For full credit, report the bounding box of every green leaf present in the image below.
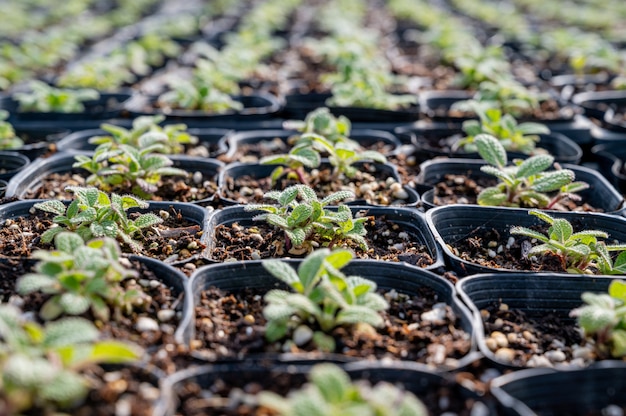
[611,329,626,357]
[610,280,626,303]
[289,204,314,227]
[16,273,55,294]
[34,200,67,215]
[133,213,163,229]
[480,165,513,184]
[532,170,576,193]
[263,260,301,289]
[336,305,384,327]
[475,134,507,167]
[510,226,549,242]
[324,249,354,271]
[298,249,330,292]
[477,187,508,206]
[516,154,553,178]
[264,319,288,342]
[58,293,91,315]
[550,218,573,242]
[285,228,306,247]
[54,232,85,254]
[309,363,350,403]
[44,317,99,347]
[40,370,87,405]
[89,340,141,363]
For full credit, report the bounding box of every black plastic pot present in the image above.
[203,204,445,272]
[154,360,489,416]
[416,158,625,214]
[13,126,69,161]
[5,150,224,205]
[222,128,402,162]
[457,273,614,370]
[1,92,131,122]
[186,258,475,367]
[490,362,626,416]
[0,151,30,182]
[397,124,583,165]
[122,92,282,124]
[217,160,419,207]
[591,140,626,194]
[56,127,231,157]
[282,92,421,123]
[426,205,626,276]
[0,197,210,266]
[418,92,593,151]
[572,90,626,127]
[549,73,614,101]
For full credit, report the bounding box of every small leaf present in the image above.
[309,363,351,403]
[477,187,509,206]
[475,134,507,167]
[532,170,576,193]
[516,154,553,178]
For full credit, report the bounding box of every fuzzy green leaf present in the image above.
[263,261,301,289]
[532,169,576,192]
[475,134,507,167]
[34,200,67,215]
[133,213,163,229]
[477,187,508,206]
[336,305,384,327]
[309,363,351,403]
[516,154,553,178]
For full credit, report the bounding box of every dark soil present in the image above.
[220,137,398,165]
[0,205,206,264]
[173,364,483,416]
[481,301,591,367]
[208,214,434,267]
[431,173,602,212]
[22,170,217,203]
[192,285,471,367]
[220,163,412,206]
[450,225,570,272]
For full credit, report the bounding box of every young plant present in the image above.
[570,280,626,359]
[12,80,100,113]
[33,186,163,252]
[283,107,352,144]
[475,134,588,209]
[0,109,23,150]
[245,185,368,253]
[262,248,388,352]
[157,77,244,114]
[73,138,188,198]
[0,304,141,414]
[258,363,427,416]
[456,104,550,154]
[511,210,626,274]
[16,232,149,322]
[90,115,198,155]
[452,79,546,118]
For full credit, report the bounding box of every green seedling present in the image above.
[0,304,141,414]
[571,280,626,358]
[511,210,626,274]
[258,363,427,416]
[475,134,588,208]
[16,232,149,322]
[245,184,367,253]
[12,80,100,113]
[262,248,388,352]
[33,186,163,252]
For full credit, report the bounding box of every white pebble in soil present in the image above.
[136,316,160,332]
[293,325,313,346]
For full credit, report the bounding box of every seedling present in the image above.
[12,80,100,113]
[262,248,388,352]
[258,363,427,415]
[73,138,188,198]
[16,232,149,322]
[90,115,198,155]
[157,77,244,113]
[457,104,550,154]
[33,186,163,252]
[475,134,588,209]
[511,210,626,274]
[245,185,367,253]
[261,132,387,183]
[453,79,546,118]
[283,107,352,144]
[571,280,626,358]
[0,109,23,150]
[0,304,141,414]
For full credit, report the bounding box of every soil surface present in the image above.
[0,205,206,266]
[208,214,434,267]
[22,170,217,203]
[430,173,602,212]
[481,302,596,368]
[219,163,413,206]
[192,285,471,367]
